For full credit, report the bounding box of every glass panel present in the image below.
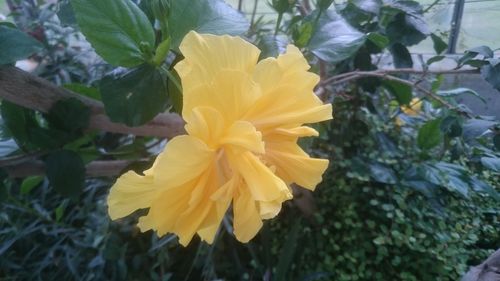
[457,0,500,52]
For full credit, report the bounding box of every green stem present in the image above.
[163,66,182,93]
[274,12,283,36]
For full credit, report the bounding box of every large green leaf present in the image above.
[390,43,413,68]
[380,0,429,46]
[168,0,249,48]
[71,0,155,67]
[307,10,366,63]
[417,118,442,150]
[463,119,497,141]
[100,65,168,126]
[0,101,38,149]
[0,26,42,65]
[45,150,85,197]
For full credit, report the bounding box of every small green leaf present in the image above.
[369,162,397,184]
[367,32,389,49]
[383,80,412,105]
[437,88,486,103]
[63,84,101,100]
[168,0,249,48]
[418,118,442,150]
[258,35,287,59]
[0,26,42,65]
[373,236,385,245]
[152,38,171,66]
[481,157,500,172]
[20,176,43,195]
[46,150,85,197]
[308,10,366,63]
[430,33,447,54]
[0,101,38,149]
[71,0,155,67]
[100,65,168,126]
[426,55,445,66]
[55,202,67,222]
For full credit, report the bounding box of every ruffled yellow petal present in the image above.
[233,186,263,243]
[220,121,264,154]
[152,135,215,187]
[184,106,226,148]
[182,70,261,122]
[227,150,291,202]
[175,31,260,93]
[264,141,329,190]
[107,172,159,220]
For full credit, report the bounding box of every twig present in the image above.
[322,70,474,118]
[320,68,479,86]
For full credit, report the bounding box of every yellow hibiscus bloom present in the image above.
[396,98,422,126]
[107,31,332,246]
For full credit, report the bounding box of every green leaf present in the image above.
[20,176,43,195]
[152,38,171,66]
[469,46,494,58]
[418,118,442,150]
[275,219,302,281]
[71,0,155,67]
[0,101,38,149]
[382,1,429,46]
[307,10,366,63]
[168,0,249,48]
[47,98,90,134]
[383,80,412,105]
[390,43,413,68]
[100,64,168,126]
[440,116,462,138]
[292,22,313,48]
[167,69,183,114]
[481,157,500,172]
[45,150,85,197]
[426,55,445,66]
[437,88,486,103]
[55,204,65,222]
[430,33,447,54]
[463,119,497,141]
[63,84,101,100]
[57,0,76,26]
[258,35,287,59]
[367,32,389,49]
[494,135,500,150]
[0,26,42,65]
[481,62,500,91]
[469,176,499,200]
[369,162,397,184]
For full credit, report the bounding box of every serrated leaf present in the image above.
[418,118,442,149]
[308,10,366,63]
[71,0,155,67]
[437,88,486,103]
[0,26,42,65]
[46,150,85,197]
[20,176,43,195]
[168,0,249,48]
[100,65,168,126]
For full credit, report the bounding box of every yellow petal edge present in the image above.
[107,31,333,246]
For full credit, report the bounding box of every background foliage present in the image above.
[1,0,499,280]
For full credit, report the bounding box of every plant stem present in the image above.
[274,12,283,36]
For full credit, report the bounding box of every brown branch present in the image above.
[4,159,138,178]
[0,66,186,139]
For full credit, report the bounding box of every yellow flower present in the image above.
[107,31,332,246]
[396,98,422,126]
